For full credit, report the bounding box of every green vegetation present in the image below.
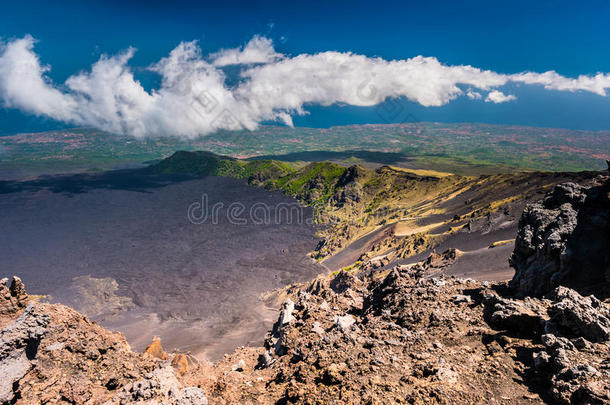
[1,123,609,179]
[154,151,346,207]
[273,162,346,205]
[154,150,294,181]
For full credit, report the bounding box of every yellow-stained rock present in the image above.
[171,354,188,376]
[144,336,167,360]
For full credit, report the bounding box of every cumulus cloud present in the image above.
[1,35,610,138]
[0,35,77,121]
[510,71,610,96]
[485,90,516,103]
[210,36,282,66]
[466,89,482,100]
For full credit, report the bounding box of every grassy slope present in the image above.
[153,151,600,263]
[154,150,294,180]
[154,151,347,207]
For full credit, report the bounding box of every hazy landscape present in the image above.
[1,2,610,404]
[2,123,609,180]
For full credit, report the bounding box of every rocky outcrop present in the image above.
[209,263,609,404]
[0,276,28,315]
[481,284,610,404]
[0,277,207,405]
[483,294,548,336]
[510,176,610,298]
[0,304,49,404]
[2,262,610,405]
[548,287,610,342]
[144,336,168,360]
[332,165,365,206]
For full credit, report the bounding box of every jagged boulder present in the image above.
[306,276,329,296]
[547,287,610,342]
[510,177,610,298]
[144,336,168,360]
[264,299,297,359]
[483,294,547,336]
[0,276,29,315]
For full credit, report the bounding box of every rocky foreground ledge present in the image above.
[1,267,609,404]
[1,176,609,404]
[0,276,208,405]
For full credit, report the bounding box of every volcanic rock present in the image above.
[0,276,28,315]
[547,286,610,342]
[483,294,547,336]
[510,176,610,298]
[0,304,49,403]
[144,336,168,360]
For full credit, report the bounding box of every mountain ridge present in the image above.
[152,151,602,269]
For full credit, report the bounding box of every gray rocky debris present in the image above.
[280,299,295,326]
[0,304,50,404]
[107,366,208,405]
[547,287,610,342]
[334,314,356,332]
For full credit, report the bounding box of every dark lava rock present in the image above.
[509,176,610,298]
[483,294,547,336]
[548,287,610,342]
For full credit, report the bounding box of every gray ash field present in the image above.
[0,168,325,360]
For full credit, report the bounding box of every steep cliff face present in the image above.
[510,173,610,298]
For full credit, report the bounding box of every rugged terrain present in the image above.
[1,172,609,404]
[154,151,601,271]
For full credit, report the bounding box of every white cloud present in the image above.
[1,35,610,138]
[485,90,516,103]
[510,71,610,96]
[210,36,282,67]
[0,36,77,121]
[466,89,482,99]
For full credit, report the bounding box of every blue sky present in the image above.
[1,0,610,134]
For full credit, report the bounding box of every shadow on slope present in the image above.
[248,150,411,165]
[0,167,198,195]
